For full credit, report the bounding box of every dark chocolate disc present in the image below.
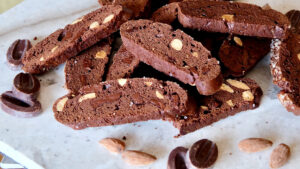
[6,39,32,69]
[167,147,188,169]
[13,73,40,94]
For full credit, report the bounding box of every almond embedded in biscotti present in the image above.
[242,91,254,101]
[156,91,164,99]
[121,150,157,166]
[170,39,183,51]
[227,79,250,90]
[233,36,243,47]
[56,97,68,112]
[238,138,273,153]
[201,105,209,110]
[99,138,126,154]
[71,17,83,25]
[270,143,290,169]
[103,14,115,24]
[220,83,234,93]
[144,81,153,86]
[78,93,96,102]
[95,50,107,59]
[297,53,300,61]
[40,57,45,61]
[226,100,234,107]
[192,52,199,57]
[51,46,58,53]
[90,21,100,29]
[118,79,127,86]
[221,14,234,22]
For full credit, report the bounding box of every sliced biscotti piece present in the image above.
[106,45,140,80]
[286,10,300,34]
[120,20,222,95]
[270,34,300,115]
[53,78,190,129]
[151,2,179,24]
[22,5,129,74]
[219,35,270,77]
[171,78,263,136]
[65,38,113,93]
[178,1,290,39]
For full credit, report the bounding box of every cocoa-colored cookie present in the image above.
[53,78,190,129]
[22,5,130,74]
[98,0,150,18]
[151,2,179,24]
[286,10,300,34]
[171,78,263,136]
[120,20,222,95]
[219,35,270,77]
[178,1,290,39]
[6,39,32,70]
[106,45,140,80]
[65,38,113,93]
[270,34,300,115]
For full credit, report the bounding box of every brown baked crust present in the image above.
[170,78,263,136]
[106,45,140,80]
[278,91,300,115]
[286,10,300,34]
[219,35,270,77]
[120,19,222,95]
[177,0,290,39]
[22,5,129,74]
[53,78,190,129]
[151,2,179,24]
[65,38,113,93]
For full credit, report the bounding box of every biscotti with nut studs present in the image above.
[120,19,222,95]
[53,78,191,129]
[65,38,113,93]
[171,78,263,136]
[22,5,130,74]
[178,0,290,39]
[106,45,140,80]
[270,34,300,115]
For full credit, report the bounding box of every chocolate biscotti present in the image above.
[219,35,270,77]
[171,78,263,136]
[106,45,140,80]
[53,78,190,129]
[120,19,222,95]
[270,34,300,115]
[177,1,290,39]
[22,5,129,74]
[151,2,179,24]
[65,38,113,93]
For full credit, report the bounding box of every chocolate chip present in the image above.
[0,91,42,118]
[168,147,188,169]
[6,39,32,69]
[186,139,218,168]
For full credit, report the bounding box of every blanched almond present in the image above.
[99,138,125,154]
[122,150,156,166]
[270,143,290,168]
[238,138,273,153]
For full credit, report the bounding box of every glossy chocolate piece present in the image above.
[6,39,32,69]
[167,147,188,169]
[13,73,40,100]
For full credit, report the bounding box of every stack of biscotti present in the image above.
[20,1,295,136]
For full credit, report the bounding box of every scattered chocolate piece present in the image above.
[0,91,42,118]
[286,10,300,34]
[186,139,218,169]
[6,39,32,69]
[33,37,38,40]
[13,73,40,101]
[167,147,188,169]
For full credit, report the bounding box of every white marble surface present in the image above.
[0,0,300,169]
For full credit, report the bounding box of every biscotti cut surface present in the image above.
[171,78,263,136]
[65,38,113,93]
[151,2,179,24]
[22,5,129,74]
[120,19,222,95]
[53,78,190,129]
[178,1,290,39]
[106,45,140,80]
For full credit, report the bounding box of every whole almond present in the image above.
[238,138,273,153]
[99,138,125,154]
[270,143,290,168]
[122,150,157,166]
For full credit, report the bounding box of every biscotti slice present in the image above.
[106,45,140,80]
[270,34,300,115]
[120,19,222,95]
[286,10,300,34]
[171,78,263,136]
[219,35,270,77]
[53,78,190,129]
[178,1,290,39]
[22,5,129,74]
[151,2,179,24]
[65,38,113,93]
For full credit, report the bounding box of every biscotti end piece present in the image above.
[178,1,290,39]
[53,78,190,129]
[106,45,140,80]
[151,2,179,24]
[120,19,222,95]
[65,38,113,93]
[171,78,263,136]
[22,5,128,74]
